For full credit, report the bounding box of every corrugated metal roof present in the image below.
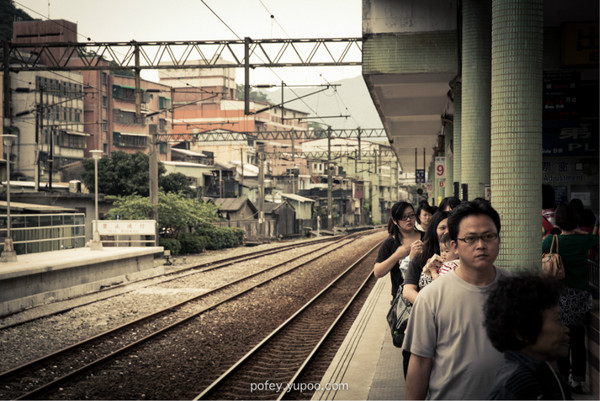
[0,201,78,212]
[281,193,315,203]
[117,132,149,137]
[172,148,206,157]
[214,197,256,213]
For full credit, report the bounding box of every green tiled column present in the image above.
[491,0,543,271]
[462,0,491,200]
[452,82,462,197]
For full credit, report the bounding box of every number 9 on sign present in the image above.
[435,157,446,179]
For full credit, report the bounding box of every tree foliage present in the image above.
[235,84,269,103]
[159,172,194,197]
[105,191,219,238]
[82,151,172,196]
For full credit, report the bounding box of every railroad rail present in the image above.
[0,233,353,330]
[0,231,377,400]
[195,242,380,400]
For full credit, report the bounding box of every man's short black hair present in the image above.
[484,275,562,352]
[447,198,501,241]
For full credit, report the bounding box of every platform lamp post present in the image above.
[90,150,103,251]
[1,134,17,262]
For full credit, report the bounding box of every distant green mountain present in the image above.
[0,0,33,42]
[265,75,384,131]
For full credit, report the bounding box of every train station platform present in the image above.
[313,275,599,401]
[313,276,404,400]
[0,246,164,317]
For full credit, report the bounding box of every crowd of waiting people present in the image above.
[373,193,599,400]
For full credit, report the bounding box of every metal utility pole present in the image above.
[36,87,43,191]
[149,124,159,245]
[258,147,265,238]
[281,81,285,123]
[48,126,53,191]
[327,126,333,229]
[239,147,244,197]
[244,37,250,115]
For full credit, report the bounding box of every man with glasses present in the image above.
[403,199,508,400]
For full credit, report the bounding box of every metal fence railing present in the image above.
[0,213,86,255]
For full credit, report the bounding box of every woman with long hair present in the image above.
[415,201,435,233]
[403,210,450,304]
[373,201,423,299]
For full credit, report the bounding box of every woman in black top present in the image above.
[403,210,450,304]
[373,201,423,299]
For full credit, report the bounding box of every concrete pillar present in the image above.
[491,0,543,271]
[461,0,492,200]
[452,82,462,198]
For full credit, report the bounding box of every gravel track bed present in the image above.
[0,231,386,400]
[0,236,364,373]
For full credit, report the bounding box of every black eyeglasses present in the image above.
[457,233,498,245]
[399,213,416,222]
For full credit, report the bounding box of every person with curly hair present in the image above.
[484,275,570,400]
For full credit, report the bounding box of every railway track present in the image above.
[0,233,354,331]
[195,242,380,400]
[0,231,378,400]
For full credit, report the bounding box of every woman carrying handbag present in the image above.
[542,203,599,394]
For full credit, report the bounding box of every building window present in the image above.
[113,109,139,124]
[159,96,171,109]
[57,131,86,149]
[113,132,148,148]
[112,85,136,102]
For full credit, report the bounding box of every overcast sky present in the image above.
[15,0,363,86]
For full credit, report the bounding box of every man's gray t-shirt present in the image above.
[402,268,507,400]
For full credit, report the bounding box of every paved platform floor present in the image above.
[313,277,404,400]
[0,246,163,317]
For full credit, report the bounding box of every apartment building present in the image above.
[11,19,173,165]
[9,70,86,183]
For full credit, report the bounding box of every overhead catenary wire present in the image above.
[253,0,361,128]
[199,0,327,126]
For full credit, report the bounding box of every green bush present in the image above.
[179,233,209,254]
[195,226,241,250]
[159,238,181,256]
[232,227,245,244]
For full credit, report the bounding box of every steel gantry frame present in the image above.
[1,37,393,234]
[1,38,362,71]
[160,127,387,143]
